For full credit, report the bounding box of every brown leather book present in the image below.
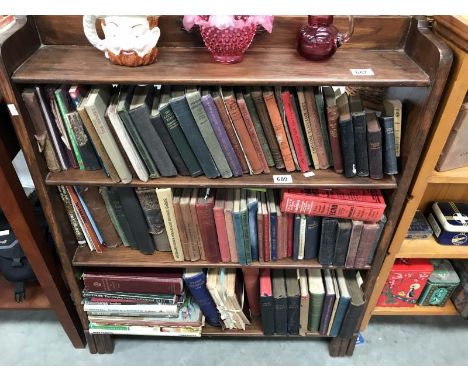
[78,186,121,248]
[212,88,250,174]
[242,268,261,316]
[345,220,364,268]
[323,86,343,173]
[263,88,295,172]
[366,112,383,180]
[180,189,201,261]
[436,96,468,171]
[196,189,221,263]
[223,88,264,174]
[190,188,206,260]
[172,190,191,261]
[224,189,239,263]
[353,222,379,268]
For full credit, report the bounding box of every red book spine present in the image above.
[286,212,294,258]
[83,275,183,294]
[263,208,271,262]
[196,195,222,263]
[242,268,261,316]
[281,92,309,172]
[280,192,385,222]
[315,189,385,204]
[213,204,231,263]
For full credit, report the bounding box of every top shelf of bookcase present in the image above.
[12,45,430,87]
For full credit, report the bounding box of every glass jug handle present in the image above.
[337,16,354,47]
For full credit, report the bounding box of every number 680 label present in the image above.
[273,174,293,184]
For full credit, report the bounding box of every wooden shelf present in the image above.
[373,300,459,316]
[46,168,397,190]
[0,275,50,310]
[12,45,430,86]
[397,237,468,259]
[428,167,468,184]
[73,245,371,269]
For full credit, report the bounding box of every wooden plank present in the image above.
[0,275,50,309]
[73,245,371,269]
[397,237,468,259]
[373,300,459,316]
[46,168,397,190]
[13,45,430,86]
[428,167,468,184]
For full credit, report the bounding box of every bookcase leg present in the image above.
[84,330,98,354]
[329,337,349,357]
[346,335,358,356]
[92,334,114,354]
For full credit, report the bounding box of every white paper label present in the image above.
[273,174,293,184]
[350,68,375,76]
[303,171,315,178]
[0,230,10,236]
[7,104,19,116]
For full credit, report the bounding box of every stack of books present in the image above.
[83,270,203,336]
[23,84,401,181]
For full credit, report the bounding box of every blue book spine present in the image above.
[329,297,351,337]
[233,210,247,265]
[248,200,259,262]
[183,271,221,327]
[293,214,301,261]
[270,212,278,261]
[304,216,321,260]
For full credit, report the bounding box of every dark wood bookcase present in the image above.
[0,15,452,356]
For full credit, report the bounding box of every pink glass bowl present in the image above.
[199,24,257,64]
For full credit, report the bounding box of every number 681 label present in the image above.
[273,174,293,184]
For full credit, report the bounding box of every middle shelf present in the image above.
[397,237,468,259]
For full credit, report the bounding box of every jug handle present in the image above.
[83,16,106,52]
[337,16,354,47]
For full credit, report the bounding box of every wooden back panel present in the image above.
[34,15,410,50]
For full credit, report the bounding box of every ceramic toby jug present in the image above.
[83,15,160,66]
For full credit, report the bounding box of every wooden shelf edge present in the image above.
[397,237,468,259]
[373,300,459,316]
[428,167,468,184]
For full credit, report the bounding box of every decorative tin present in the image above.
[427,202,468,245]
[406,210,433,239]
[418,260,460,306]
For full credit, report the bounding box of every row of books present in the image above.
[60,184,386,267]
[24,84,401,182]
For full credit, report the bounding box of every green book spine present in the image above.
[240,202,252,265]
[308,292,324,332]
[315,88,333,167]
[54,89,84,170]
[99,186,130,247]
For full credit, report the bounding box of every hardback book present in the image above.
[227,269,251,328]
[170,87,220,178]
[267,189,278,262]
[22,88,61,172]
[243,90,275,167]
[338,270,365,338]
[236,90,270,173]
[116,86,160,178]
[334,219,352,267]
[257,193,265,263]
[298,269,310,336]
[222,88,263,174]
[250,87,285,169]
[224,189,239,263]
[298,214,307,260]
[337,92,356,178]
[318,270,336,335]
[247,190,259,261]
[206,269,231,328]
[242,268,261,316]
[260,269,275,334]
[183,269,221,326]
[171,190,191,261]
[326,272,341,336]
[437,96,468,171]
[159,85,203,177]
[366,214,386,266]
[155,188,184,261]
[304,215,321,260]
[83,269,183,294]
[190,189,206,260]
[323,86,343,173]
[260,191,271,262]
[115,187,155,255]
[281,88,310,172]
[85,86,132,183]
[151,88,190,176]
[240,189,252,265]
[292,91,313,167]
[383,99,402,157]
[108,88,150,182]
[451,260,468,318]
[232,189,247,265]
[345,220,364,268]
[354,221,380,268]
[57,185,86,245]
[278,203,289,260]
[315,87,334,167]
[307,268,325,332]
[329,269,351,337]
[406,210,433,239]
[186,87,232,178]
[293,214,301,261]
[285,269,301,335]
[378,111,398,175]
[201,89,243,177]
[296,86,319,169]
[83,301,179,316]
[135,188,171,252]
[271,269,288,335]
[179,189,201,261]
[195,189,222,263]
[349,95,369,177]
[212,87,250,173]
[318,218,339,265]
[263,87,295,172]
[129,85,177,177]
[366,112,383,180]
[213,189,231,263]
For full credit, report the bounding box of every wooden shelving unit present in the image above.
[362,16,468,329]
[373,300,458,316]
[0,15,451,356]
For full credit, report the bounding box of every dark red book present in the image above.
[82,270,184,294]
[195,189,222,263]
[286,212,295,258]
[242,268,261,316]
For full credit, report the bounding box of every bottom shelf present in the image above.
[372,300,459,316]
[0,275,50,309]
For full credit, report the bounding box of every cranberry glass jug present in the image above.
[297,16,354,61]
